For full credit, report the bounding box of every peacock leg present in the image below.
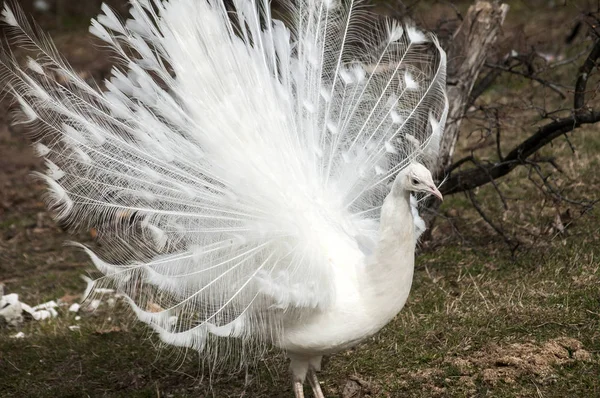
[293,380,305,398]
[307,369,325,398]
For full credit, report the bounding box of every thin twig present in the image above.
[485,62,567,99]
[4,358,21,372]
[574,39,600,111]
[466,190,517,252]
[445,155,474,174]
[494,108,503,161]
[527,160,595,207]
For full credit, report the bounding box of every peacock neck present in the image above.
[365,181,415,297]
[377,186,414,262]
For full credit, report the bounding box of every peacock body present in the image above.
[1,0,447,395]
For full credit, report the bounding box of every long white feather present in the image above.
[0,0,447,367]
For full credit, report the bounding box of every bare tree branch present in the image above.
[469,67,502,105]
[441,110,600,195]
[441,38,600,195]
[574,38,600,111]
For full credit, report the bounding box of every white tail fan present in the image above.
[0,0,447,367]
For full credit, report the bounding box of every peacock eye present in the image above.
[412,178,419,185]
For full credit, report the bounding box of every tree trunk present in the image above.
[423,1,509,231]
[437,1,509,176]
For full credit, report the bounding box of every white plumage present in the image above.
[0,0,447,396]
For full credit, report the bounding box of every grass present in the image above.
[1,0,599,397]
[3,216,598,397]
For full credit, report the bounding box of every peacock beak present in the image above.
[429,186,443,201]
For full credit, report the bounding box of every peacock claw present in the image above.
[307,369,326,398]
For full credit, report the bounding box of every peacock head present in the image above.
[398,162,443,201]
